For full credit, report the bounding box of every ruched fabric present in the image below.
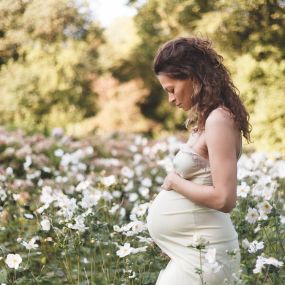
[146,138,242,285]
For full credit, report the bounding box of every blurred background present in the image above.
[0,0,284,154]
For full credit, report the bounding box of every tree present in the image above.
[0,0,104,133]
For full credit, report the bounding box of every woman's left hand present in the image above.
[161,170,182,191]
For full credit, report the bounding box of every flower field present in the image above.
[0,127,284,285]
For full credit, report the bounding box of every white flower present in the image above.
[245,207,259,224]
[5,253,22,269]
[254,225,261,233]
[138,186,149,198]
[269,160,285,179]
[67,215,88,232]
[56,197,78,220]
[280,216,285,224]
[79,189,101,209]
[109,204,120,215]
[102,175,116,187]
[237,182,250,198]
[120,207,126,218]
[121,221,146,236]
[116,243,134,258]
[130,145,138,152]
[142,177,152,188]
[242,238,250,249]
[40,218,51,231]
[0,189,7,201]
[132,246,147,254]
[202,248,223,274]
[257,201,272,215]
[264,257,284,267]
[76,181,91,192]
[24,213,34,219]
[23,155,32,170]
[155,176,164,184]
[112,190,122,198]
[129,193,139,202]
[248,241,264,253]
[258,212,269,221]
[136,236,153,244]
[190,234,209,247]
[21,236,40,250]
[133,153,142,164]
[253,255,284,274]
[39,186,55,206]
[6,167,13,176]
[128,270,136,279]
[113,225,122,232]
[54,149,64,157]
[124,180,134,192]
[51,127,64,138]
[121,166,134,178]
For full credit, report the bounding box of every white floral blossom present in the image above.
[132,246,147,254]
[129,193,139,202]
[141,177,152,188]
[130,203,150,220]
[253,255,284,274]
[118,220,146,236]
[21,237,39,250]
[202,248,223,274]
[67,215,88,232]
[242,238,250,249]
[245,207,259,224]
[5,253,22,269]
[112,190,122,198]
[113,225,122,232]
[237,182,250,198]
[121,166,134,178]
[24,213,34,219]
[280,216,285,224]
[40,218,51,231]
[6,167,13,175]
[0,188,7,201]
[257,201,272,215]
[248,240,264,254]
[109,204,120,215]
[79,188,101,209]
[116,243,134,258]
[190,234,209,247]
[102,175,116,187]
[138,186,149,198]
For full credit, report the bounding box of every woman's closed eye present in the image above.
[165,88,174,93]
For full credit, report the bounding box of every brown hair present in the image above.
[153,36,251,142]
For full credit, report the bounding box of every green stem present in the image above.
[199,249,205,285]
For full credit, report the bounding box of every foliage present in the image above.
[0,0,104,133]
[122,0,285,153]
[0,128,284,284]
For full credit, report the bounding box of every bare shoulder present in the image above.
[205,107,235,130]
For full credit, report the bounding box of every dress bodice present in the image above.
[172,133,242,186]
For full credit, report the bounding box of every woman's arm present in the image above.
[162,109,239,213]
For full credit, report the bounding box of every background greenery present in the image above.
[0,0,284,153]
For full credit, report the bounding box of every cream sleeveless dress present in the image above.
[146,133,241,285]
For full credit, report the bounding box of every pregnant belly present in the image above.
[146,190,198,244]
[146,189,238,245]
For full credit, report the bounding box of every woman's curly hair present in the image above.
[153,36,251,142]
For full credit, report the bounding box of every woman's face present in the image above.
[157,74,194,111]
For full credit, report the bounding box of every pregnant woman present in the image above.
[146,37,251,285]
